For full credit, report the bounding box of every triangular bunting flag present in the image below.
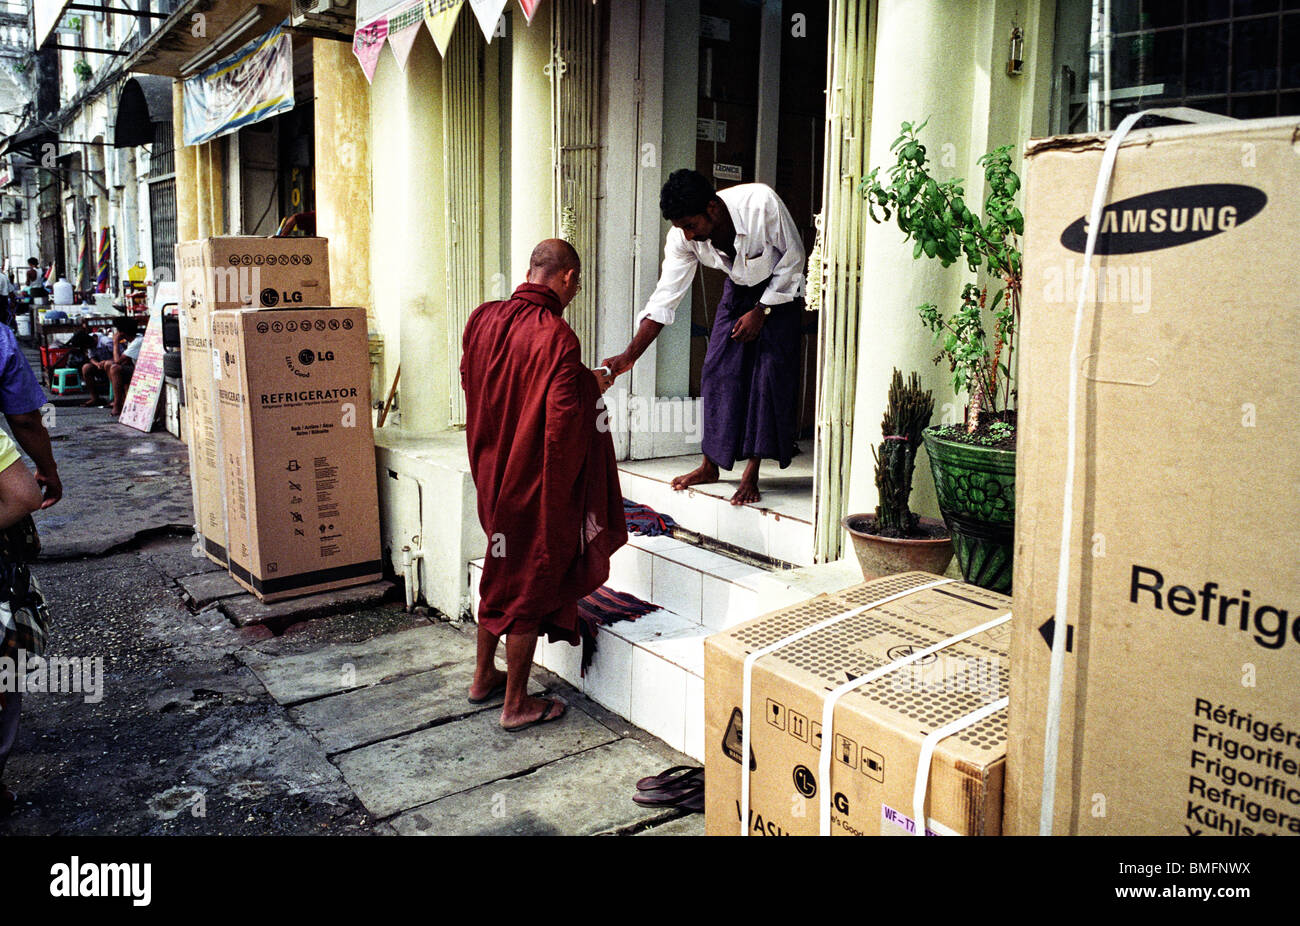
[468,0,508,42]
[352,17,390,83]
[423,0,465,57]
[388,19,422,69]
[517,0,540,25]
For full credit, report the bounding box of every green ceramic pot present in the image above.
[921,427,1016,593]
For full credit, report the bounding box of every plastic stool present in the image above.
[51,368,83,395]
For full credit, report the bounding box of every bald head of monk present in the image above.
[526,238,582,309]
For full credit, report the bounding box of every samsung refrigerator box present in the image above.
[704,573,1012,836]
[175,236,330,566]
[210,305,381,603]
[1006,117,1300,836]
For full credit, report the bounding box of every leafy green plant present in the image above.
[862,119,1023,434]
[872,369,934,537]
[73,59,92,81]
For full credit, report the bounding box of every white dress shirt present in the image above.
[636,182,807,327]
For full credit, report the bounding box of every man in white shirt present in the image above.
[600,170,806,505]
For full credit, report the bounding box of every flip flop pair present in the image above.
[632,765,705,811]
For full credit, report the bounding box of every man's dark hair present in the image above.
[660,169,718,221]
[113,317,139,339]
[27,257,38,267]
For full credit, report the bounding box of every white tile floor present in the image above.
[619,454,816,566]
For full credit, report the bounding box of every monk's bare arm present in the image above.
[600,318,663,381]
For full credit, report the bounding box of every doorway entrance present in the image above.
[607,0,828,564]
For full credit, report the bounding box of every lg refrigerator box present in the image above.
[1006,117,1300,836]
[211,305,381,603]
[704,573,1012,836]
[175,237,330,565]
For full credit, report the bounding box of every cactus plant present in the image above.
[871,369,934,537]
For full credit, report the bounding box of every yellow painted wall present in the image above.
[173,82,198,243]
[508,15,554,285]
[369,30,449,435]
[314,38,373,322]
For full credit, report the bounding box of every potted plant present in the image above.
[842,368,954,580]
[862,120,1022,592]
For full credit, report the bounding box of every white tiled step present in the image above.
[467,541,864,761]
[619,466,815,567]
[468,556,709,759]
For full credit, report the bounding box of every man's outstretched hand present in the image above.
[596,353,633,393]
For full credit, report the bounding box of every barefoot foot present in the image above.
[730,478,761,506]
[671,458,719,491]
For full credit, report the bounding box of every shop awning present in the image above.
[352,0,550,82]
[123,0,293,79]
[113,75,175,148]
[0,125,57,161]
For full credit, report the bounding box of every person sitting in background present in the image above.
[80,318,140,415]
[22,259,38,287]
[64,322,97,370]
[0,425,46,818]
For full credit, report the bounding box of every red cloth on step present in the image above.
[461,282,627,645]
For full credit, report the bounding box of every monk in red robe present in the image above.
[461,239,626,732]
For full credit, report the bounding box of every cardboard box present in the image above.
[211,305,381,602]
[1006,118,1300,836]
[175,237,330,565]
[705,572,1012,836]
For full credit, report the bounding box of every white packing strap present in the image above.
[912,696,1009,836]
[739,577,956,836]
[817,611,1012,836]
[1039,106,1235,835]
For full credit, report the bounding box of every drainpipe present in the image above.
[401,543,425,611]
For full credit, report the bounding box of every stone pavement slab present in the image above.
[389,738,686,836]
[290,663,543,755]
[335,702,620,819]
[32,412,194,558]
[178,570,247,608]
[635,813,705,835]
[239,623,470,705]
[221,580,394,628]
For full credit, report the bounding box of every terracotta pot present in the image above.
[842,513,954,581]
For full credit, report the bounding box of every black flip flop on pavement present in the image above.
[632,776,705,808]
[636,765,703,792]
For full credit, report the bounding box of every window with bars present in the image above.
[148,119,176,277]
[1052,0,1300,133]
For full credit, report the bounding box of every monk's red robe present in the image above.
[461,282,626,644]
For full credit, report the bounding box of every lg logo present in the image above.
[259,288,305,307]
